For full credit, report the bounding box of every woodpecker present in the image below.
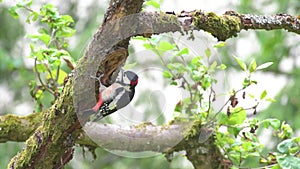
[90,70,138,121]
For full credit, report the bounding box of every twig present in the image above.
[34,58,55,95]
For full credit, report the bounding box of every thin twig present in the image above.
[34,58,55,95]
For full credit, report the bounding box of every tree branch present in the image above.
[133,11,300,41]
[1,112,224,168]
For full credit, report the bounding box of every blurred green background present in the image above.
[1,0,300,168]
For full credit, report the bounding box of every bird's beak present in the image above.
[120,68,124,82]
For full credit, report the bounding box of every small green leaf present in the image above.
[260,90,267,100]
[35,64,47,73]
[233,55,247,71]
[170,81,177,85]
[56,27,76,37]
[205,48,211,57]
[144,0,160,9]
[143,43,154,50]
[241,153,260,168]
[60,15,74,24]
[124,62,137,69]
[293,137,300,144]
[261,118,281,130]
[47,69,68,85]
[26,11,39,23]
[218,64,227,70]
[228,126,242,138]
[265,98,276,102]
[270,164,281,169]
[249,59,257,73]
[132,36,148,41]
[210,61,217,70]
[248,93,255,98]
[35,89,44,99]
[26,33,51,45]
[277,139,293,153]
[16,0,33,7]
[8,6,19,18]
[214,42,226,48]
[158,41,175,51]
[39,34,51,45]
[257,62,273,70]
[220,107,246,125]
[162,70,172,78]
[175,48,189,56]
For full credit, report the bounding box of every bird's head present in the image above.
[123,71,138,87]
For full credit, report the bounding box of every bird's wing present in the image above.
[107,86,131,110]
[101,83,123,101]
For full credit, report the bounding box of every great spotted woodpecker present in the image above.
[91,70,138,121]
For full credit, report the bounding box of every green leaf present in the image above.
[47,69,68,85]
[124,62,137,69]
[26,33,51,45]
[228,126,242,138]
[8,6,19,18]
[201,74,212,90]
[143,43,154,50]
[220,107,246,125]
[248,93,255,98]
[249,59,257,73]
[167,62,186,72]
[158,41,175,51]
[60,15,74,24]
[205,48,211,57]
[56,27,76,37]
[144,0,160,9]
[132,36,148,41]
[189,56,203,69]
[170,81,177,85]
[277,155,300,169]
[233,55,247,71]
[26,11,39,23]
[265,98,276,102]
[16,0,33,7]
[162,70,172,78]
[218,64,227,70]
[175,48,189,56]
[260,90,267,100]
[35,64,47,73]
[293,137,300,144]
[210,61,217,70]
[214,42,226,48]
[270,164,281,169]
[241,153,260,168]
[261,118,281,130]
[277,139,294,153]
[35,89,44,99]
[256,62,273,70]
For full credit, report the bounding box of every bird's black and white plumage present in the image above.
[91,70,138,121]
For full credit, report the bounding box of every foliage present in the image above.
[134,34,300,168]
[9,0,76,112]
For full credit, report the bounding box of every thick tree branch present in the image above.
[133,11,300,41]
[0,113,41,143]
[1,113,224,168]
